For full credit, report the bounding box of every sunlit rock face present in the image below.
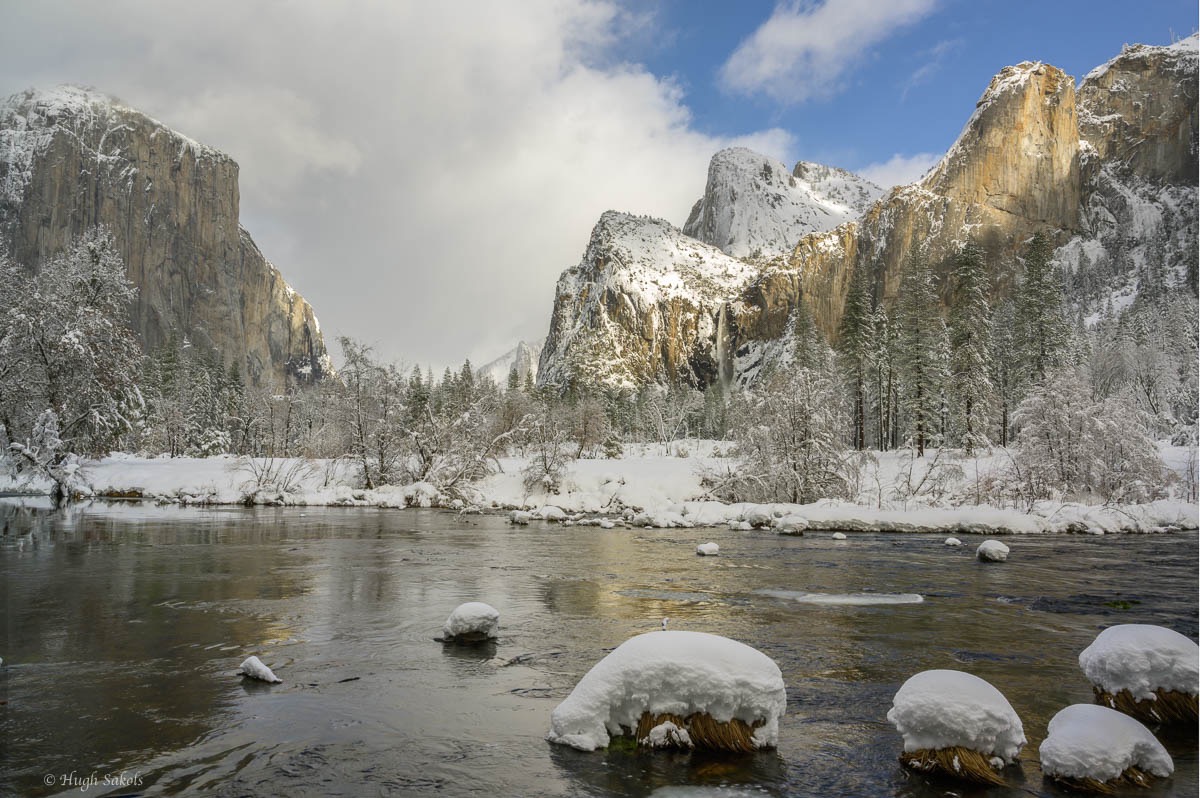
[0,85,330,387]
[537,38,1197,392]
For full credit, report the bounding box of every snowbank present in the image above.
[3,444,1196,536]
[1039,704,1173,784]
[1079,624,1199,700]
[441,602,500,642]
[887,670,1025,763]
[546,630,786,752]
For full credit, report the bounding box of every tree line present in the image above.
[1,226,1194,506]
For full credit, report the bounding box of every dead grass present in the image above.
[1093,685,1198,726]
[899,746,1007,786]
[1045,764,1159,793]
[633,711,763,753]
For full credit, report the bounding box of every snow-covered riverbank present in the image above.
[2,443,1196,535]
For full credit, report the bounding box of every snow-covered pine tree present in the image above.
[895,246,949,457]
[838,264,874,450]
[948,241,995,454]
[1014,232,1070,387]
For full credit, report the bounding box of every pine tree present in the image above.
[1014,232,1070,386]
[895,247,949,456]
[948,242,994,453]
[838,264,874,450]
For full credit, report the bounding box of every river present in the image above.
[1,501,1196,797]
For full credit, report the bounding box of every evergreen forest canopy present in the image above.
[0,225,1195,507]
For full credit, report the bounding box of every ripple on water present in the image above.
[754,589,925,606]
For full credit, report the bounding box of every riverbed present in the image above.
[2,502,1196,797]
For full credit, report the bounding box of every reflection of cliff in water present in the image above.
[0,501,306,796]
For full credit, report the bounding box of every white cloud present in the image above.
[0,0,794,369]
[720,0,939,104]
[857,152,940,188]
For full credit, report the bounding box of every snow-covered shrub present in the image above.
[440,602,500,643]
[521,405,573,495]
[887,669,1025,785]
[720,367,851,504]
[236,457,317,504]
[1039,704,1172,791]
[547,631,786,753]
[1078,624,1199,725]
[1010,368,1166,504]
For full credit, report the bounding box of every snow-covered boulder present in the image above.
[1039,704,1173,791]
[509,510,532,525]
[534,505,567,522]
[774,514,807,535]
[831,532,847,541]
[743,508,774,529]
[239,655,282,684]
[440,602,500,643]
[547,630,786,753]
[887,669,1025,785]
[1079,624,1199,725]
[696,542,720,556]
[944,537,962,546]
[976,540,1010,562]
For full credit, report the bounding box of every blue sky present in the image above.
[0,1,1195,368]
[635,0,1196,181]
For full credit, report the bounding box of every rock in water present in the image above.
[441,602,500,643]
[976,540,1010,562]
[239,655,282,683]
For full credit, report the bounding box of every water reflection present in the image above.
[0,502,1196,797]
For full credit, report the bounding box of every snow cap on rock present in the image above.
[239,655,282,683]
[976,540,1009,562]
[441,602,500,641]
[1079,624,1199,700]
[1039,704,1173,783]
[887,669,1025,763]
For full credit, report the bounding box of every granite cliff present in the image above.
[537,37,1198,391]
[0,86,330,387]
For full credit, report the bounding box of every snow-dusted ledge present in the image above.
[1,448,1196,535]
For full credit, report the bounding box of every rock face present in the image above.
[537,38,1198,391]
[538,211,756,389]
[0,86,330,387]
[477,339,543,386]
[683,147,883,259]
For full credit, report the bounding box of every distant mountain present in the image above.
[537,37,1198,392]
[682,147,883,259]
[477,339,543,386]
[0,85,330,387]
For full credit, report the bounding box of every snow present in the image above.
[695,542,720,556]
[976,540,1010,562]
[757,589,924,606]
[1039,704,1173,783]
[2,445,1195,536]
[546,630,786,752]
[239,655,282,684]
[887,670,1026,763]
[1078,624,1200,700]
[641,720,693,749]
[682,147,883,258]
[441,602,500,641]
[831,532,847,540]
[944,537,962,546]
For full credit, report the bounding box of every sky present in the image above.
[0,0,1195,373]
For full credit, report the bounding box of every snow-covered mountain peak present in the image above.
[683,147,882,259]
[477,339,543,386]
